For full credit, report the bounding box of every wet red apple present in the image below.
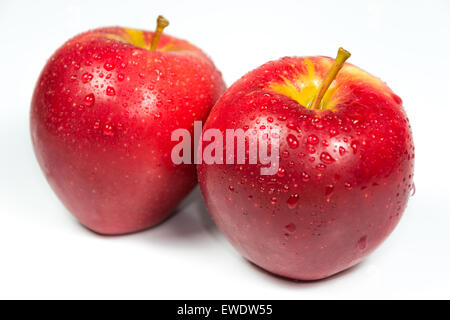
[198,48,414,280]
[31,16,225,234]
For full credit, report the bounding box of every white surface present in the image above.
[0,0,449,299]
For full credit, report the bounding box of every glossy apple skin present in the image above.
[31,27,225,234]
[198,56,414,280]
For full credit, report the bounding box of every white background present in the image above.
[0,0,449,299]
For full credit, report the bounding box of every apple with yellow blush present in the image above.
[198,48,415,280]
[31,16,225,234]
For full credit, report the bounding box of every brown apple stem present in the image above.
[311,47,351,110]
[150,15,169,51]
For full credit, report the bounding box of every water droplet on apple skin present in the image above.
[103,62,115,71]
[307,134,319,145]
[302,172,310,182]
[284,223,296,233]
[81,73,93,83]
[351,141,359,153]
[272,168,283,180]
[410,182,416,197]
[357,236,368,250]
[286,134,299,149]
[320,152,335,164]
[106,86,116,96]
[325,185,334,196]
[83,93,95,107]
[103,123,115,136]
[153,112,162,120]
[287,194,299,209]
[281,150,290,158]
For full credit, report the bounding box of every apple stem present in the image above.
[150,15,169,51]
[311,47,351,110]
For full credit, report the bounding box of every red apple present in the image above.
[31,16,225,234]
[198,48,414,280]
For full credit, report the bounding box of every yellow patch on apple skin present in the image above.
[269,58,340,110]
[339,64,387,91]
[269,57,395,110]
[159,43,182,52]
[123,28,148,48]
[100,28,178,52]
[102,33,128,43]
